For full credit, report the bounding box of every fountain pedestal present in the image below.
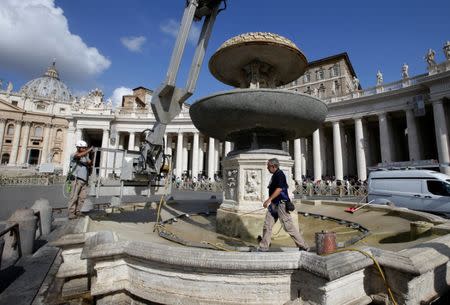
[217,152,299,241]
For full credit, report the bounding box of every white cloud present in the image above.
[0,0,111,85]
[110,86,133,107]
[120,36,146,52]
[160,19,200,45]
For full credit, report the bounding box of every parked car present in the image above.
[368,169,450,217]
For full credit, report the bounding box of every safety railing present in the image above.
[0,175,66,186]
[293,183,368,197]
[173,180,224,192]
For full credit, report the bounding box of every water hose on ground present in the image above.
[330,248,398,305]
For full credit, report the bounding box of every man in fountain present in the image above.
[258,158,309,252]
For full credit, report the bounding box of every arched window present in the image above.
[56,129,63,140]
[6,124,14,136]
[34,126,43,137]
[1,153,10,164]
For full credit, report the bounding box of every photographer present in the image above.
[67,140,93,219]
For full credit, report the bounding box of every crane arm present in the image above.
[136,0,226,179]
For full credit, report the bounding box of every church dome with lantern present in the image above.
[19,61,73,103]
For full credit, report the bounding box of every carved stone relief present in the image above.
[224,169,238,200]
[243,169,261,201]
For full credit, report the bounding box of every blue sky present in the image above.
[1,0,449,106]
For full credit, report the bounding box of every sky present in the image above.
[0,0,449,107]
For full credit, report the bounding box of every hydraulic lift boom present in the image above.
[133,0,226,180]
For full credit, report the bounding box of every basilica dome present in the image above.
[19,62,73,103]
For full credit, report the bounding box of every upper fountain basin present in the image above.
[189,89,328,141]
[209,32,307,88]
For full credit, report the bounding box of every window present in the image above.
[11,101,18,106]
[34,126,43,137]
[316,68,324,80]
[1,153,9,164]
[427,180,450,197]
[6,124,14,136]
[331,64,340,77]
[303,73,310,83]
[36,104,46,111]
[59,107,66,113]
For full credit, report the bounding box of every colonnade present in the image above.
[67,97,449,180]
[293,98,450,181]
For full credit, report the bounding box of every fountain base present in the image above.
[217,152,298,240]
[216,206,299,241]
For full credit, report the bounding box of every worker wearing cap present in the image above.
[67,140,93,219]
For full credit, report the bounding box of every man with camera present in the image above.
[67,140,93,219]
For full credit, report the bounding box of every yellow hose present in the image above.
[330,248,398,305]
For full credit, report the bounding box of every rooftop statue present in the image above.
[443,41,450,61]
[352,76,360,91]
[376,70,383,86]
[425,48,437,67]
[402,63,409,79]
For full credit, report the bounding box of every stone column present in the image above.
[355,118,367,181]
[300,138,307,177]
[0,118,6,154]
[18,121,31,165]
[128,132,135,151]
[63,122,76,175]
[224,141,231,157]
[405,108,421,161]
[100,128,109,177]
[378,113,392,163]
[40,124,51,164]
[432,100,450,175]
[175,132,183,178]
[182,135,188,174]
[163,134,168,153]
[293,138,302,182]
[332,121,344,181]
[8,120,22,166]
[208,137,215,179]
[198,136,204,176]
[214,140,220,175]
[313,129,322,181]
[192,132,199,180]
[75,127,82,143]
[166,134,173,156]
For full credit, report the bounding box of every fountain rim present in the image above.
[191,88,328,108]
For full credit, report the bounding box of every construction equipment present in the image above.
[129,0,227,181]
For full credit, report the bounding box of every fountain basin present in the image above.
[189,89,328,142]
[50,200,450,305]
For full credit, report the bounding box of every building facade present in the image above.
[1,43,450,181]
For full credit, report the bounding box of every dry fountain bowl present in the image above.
[189,88,328,144]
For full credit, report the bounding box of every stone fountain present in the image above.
[42,32,450,305]
[190,32,327,240]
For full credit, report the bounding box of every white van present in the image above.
[368,169,450,217]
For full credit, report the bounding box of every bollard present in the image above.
[31,198,53,236]
[315,231,337,255]
[7,208,37,255]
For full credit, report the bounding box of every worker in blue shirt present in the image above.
[258,158,309,251]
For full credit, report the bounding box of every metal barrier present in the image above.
[173,181,224,192]
[0,175,66,186]
[293,183,367,197]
